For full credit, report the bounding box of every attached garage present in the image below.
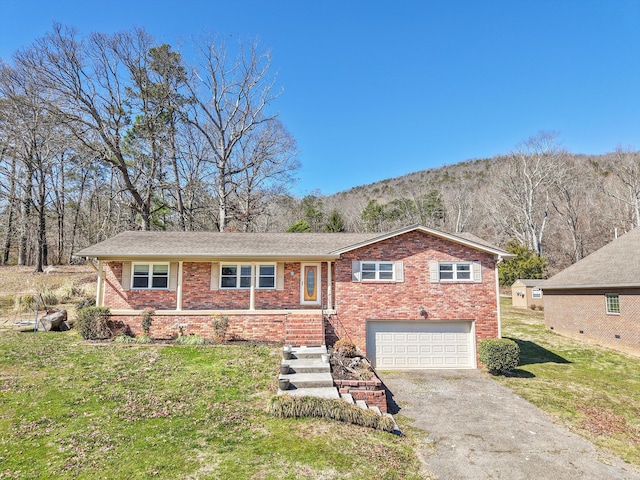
[366,320,475,369]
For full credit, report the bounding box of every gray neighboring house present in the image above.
[541,227,640,356]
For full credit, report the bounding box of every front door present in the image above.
[301,263,320,305]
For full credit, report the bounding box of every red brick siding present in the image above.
[328,231,499,357]
[544,288,640,356]
[104,261,322,311]
[101,231,500,358]
[113,313,286,342]
[103,262,177,310]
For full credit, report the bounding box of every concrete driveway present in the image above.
[381,370,640,480]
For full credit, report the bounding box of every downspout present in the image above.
[495,255,503,338]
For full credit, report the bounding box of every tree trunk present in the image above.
[2,158,17,265]
[18,162,34,266]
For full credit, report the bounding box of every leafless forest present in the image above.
[1,26,638,274]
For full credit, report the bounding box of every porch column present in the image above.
[326,261,333,310]
[96,260,104,307]
[249,262,256,311]
[176,261,183,311]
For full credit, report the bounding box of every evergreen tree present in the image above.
[498,239,547,286]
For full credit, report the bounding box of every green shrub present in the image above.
[174,334,207,346]
[267,395,396,432]
[136,335,153,344]
[478,338,520,375]
[75,306,111,340]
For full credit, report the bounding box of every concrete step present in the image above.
[355,399,368,410]
[385,413,402,435]
[279,372,334,389]
[340,393,354,404]
[283,357,330,374]
[277,386,340,399]
[288,345,327,359]
[369,406,381,415]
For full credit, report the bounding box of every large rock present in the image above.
[36,309,68,332]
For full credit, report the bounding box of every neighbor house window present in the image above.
[220,264,276,289]
[605,294,620,314]
[439,262,471,281]
[132,263,169,289]
[361,262,395,281]
[532,288,542,299]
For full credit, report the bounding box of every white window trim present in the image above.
[352,260,404,283]
[219,263,277,290]
[360,261,396,281]
[439,262,472,282]
[605,293,620,315]
[131,262,170,290]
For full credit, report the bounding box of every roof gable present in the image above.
[330,225,513,258]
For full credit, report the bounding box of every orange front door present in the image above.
[302,264,319,304]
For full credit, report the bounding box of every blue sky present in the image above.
[1,1,639,196]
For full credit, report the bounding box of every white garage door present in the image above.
[367,321,475,369]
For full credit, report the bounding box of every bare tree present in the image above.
[184,36,285,231]
[491,131,567,255]
[598,148,640,230]
[231,118,298,231]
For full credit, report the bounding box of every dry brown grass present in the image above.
[0,265,96,294]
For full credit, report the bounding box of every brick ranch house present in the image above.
[541,226,640,357]
[76,225,513,369]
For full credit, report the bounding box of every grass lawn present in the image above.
[497,297,640,466]
[0,329,422,479]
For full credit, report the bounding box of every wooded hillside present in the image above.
[292,134,640,275]
[1,26,638,276]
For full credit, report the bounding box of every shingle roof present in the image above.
[75,225,511,260]
[75,231,379,259]
[541,227,640,289]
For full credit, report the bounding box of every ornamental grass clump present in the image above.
[267,395,395,432]
[174,334,207,346]
[478,338,520,375]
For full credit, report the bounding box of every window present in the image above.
[352,261,404,282]
[361,262,395,281]
[605,294,620,314]
[258,265,275,288]
[439,262,471,281]
[532,288,542,299]
[221,265,252,288]
[132,263,169,289]
[220,263,276,289]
